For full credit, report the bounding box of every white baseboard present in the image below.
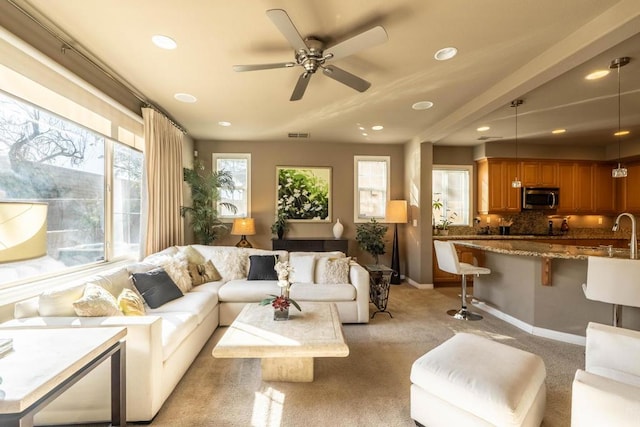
[473,300,586,346]
[406,277,434,289]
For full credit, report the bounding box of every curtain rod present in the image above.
[7,0,188,135]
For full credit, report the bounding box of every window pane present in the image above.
[215,155,249,218]
[0,92,105,286]
[432,167,471,226]
[355,157,388,219]
[113,143,142,258]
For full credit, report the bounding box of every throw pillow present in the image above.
[181,245,206,265]
[208,249,248,282]
[188,260,221,286]
[38,284,86,316]
[117,288,145,316]
[289,254,316,283]
[317,257,351,284]
[73,284,122,317]
[89,267,133,298]
[247,255,279,280]
[146,252,192,293]
[132,268,184,309]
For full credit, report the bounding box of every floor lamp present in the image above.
[386,200,407,285]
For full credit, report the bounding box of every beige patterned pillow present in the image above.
[182,245,206,265]
[147,252,192,293]
[117,288,145,316]
[73,284,122,317]
[208,250,248,282]
[188,260,221,285]
[317,257,351,284]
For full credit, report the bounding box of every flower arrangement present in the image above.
[260,260,301,313]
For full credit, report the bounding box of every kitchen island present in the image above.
[453,240,640,344]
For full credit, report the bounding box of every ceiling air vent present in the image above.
[288,132,310,138]
[477,136,503,141]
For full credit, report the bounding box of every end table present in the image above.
[365,264,394,318]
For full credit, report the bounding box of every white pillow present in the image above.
[208,249,248,282]
[89,267,133,298]
[39,284,86,316]
[181,245,206,265]
[317,257,351,284]
[73,284,122,317]
[289,254,316,283]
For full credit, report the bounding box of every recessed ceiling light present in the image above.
[552,129,566,134]
[358,126,365,130]
[434,47,457,61]
[614,130,630,136]
[174,93,197,103]
[218,121,231,127]
[152,35,177,50]
[477,126,490,132]
[585,70,609,80]
[362,133,368,137]
[412,101,434,110]
[372,125,384,131]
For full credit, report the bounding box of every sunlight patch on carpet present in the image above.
[252,386,284,427]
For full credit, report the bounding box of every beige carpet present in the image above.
[149,285,583,427]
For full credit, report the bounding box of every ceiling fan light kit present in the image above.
[233,9,388,101]
[610,56,630,178]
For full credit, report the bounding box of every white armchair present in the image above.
[571,322,640,426]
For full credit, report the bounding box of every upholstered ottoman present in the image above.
[410,333,546,427]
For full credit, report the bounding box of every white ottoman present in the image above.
[410,333,546,427]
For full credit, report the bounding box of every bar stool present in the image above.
[582,256,640,327]
[434,240,490,321]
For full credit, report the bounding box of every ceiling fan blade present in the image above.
[324,26,388,61]
[322,65,371,92]
[266,9,308,52]
[290,73,312,101]
[233,62,296,72]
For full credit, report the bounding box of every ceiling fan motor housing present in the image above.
[296,38,325,74]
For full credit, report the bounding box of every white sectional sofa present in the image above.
[0,245,369,425]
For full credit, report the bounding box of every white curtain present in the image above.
[142,107,184,256]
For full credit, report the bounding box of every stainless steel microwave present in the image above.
[522,187,559,210]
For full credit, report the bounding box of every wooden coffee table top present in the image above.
[212,302,349,359]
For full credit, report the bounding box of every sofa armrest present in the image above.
[586,322,640,379]
[349,262,370,323]
[571,369,640,426]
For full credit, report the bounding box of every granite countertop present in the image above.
[453,239,636,260]
[434,234,627,241]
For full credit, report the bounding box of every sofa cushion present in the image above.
[207,249,249,282]
[290,283,356,301]
[117,288,146,316]
[132,268,184,309]
[146,291,218,323]
[156,312,199,362]
[88,267,134,298]
[247,255,279,280]
[218,279,281,302]
[39,283,86,316]
[181,245,206,264]
[73,284,122,317]
[316,257,351,284]
[289,253,316,283]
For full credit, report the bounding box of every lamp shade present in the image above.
[386,200,407,224]
[231,218,256,236]
[0,201,48,263]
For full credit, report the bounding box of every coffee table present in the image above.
[212,302,348,382]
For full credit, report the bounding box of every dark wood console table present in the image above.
[272,238,348,255]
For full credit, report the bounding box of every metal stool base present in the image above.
[447,308,483,321]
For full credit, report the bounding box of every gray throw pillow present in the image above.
[132,268,183,308]
[247,255,278,280]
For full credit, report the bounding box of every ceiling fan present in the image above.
[233,9,388,101]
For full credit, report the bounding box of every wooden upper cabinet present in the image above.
[521,161,558,187]
[616,161,640,213]
[574,163,595,212]
[477,158,521,213]
[594,163,616,214]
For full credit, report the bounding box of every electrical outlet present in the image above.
[598,217,603,225]
[487,216,491,224]
[412,219,418,227]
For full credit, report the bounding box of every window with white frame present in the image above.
[432,165,472,226]
[212,153,250,218]
[354,155,389,222]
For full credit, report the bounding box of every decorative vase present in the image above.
[333,218,344,239]
[274,307,289,321]
[277,228,284,240]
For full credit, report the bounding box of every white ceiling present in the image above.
[10,0,640,149]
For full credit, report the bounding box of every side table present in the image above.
[365,264,394,318]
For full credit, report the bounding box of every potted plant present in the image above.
[271,211,289,239]
[432,197,443,235]
[181,159,237,244]
[437,210,457,236]
[355,218,388,265]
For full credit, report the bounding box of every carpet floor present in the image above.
[148,285,584,427]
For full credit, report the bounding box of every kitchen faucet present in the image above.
[612,212,638,259]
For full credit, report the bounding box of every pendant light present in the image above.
[611,56,630,178]
[511,99,524,188]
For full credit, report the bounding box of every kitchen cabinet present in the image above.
[477,158,521,214]
[521,161,558,187]
[556,161,614,214]
[593,163,617,214]
[616,161,640,213]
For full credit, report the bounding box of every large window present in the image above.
[432,166,472,226]
[213,153,250,218]
[0,92,142,288]
[354,156,389,222]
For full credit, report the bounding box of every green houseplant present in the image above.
[355,218,388,265]
[181,160,237,244]
[270,211,289,239]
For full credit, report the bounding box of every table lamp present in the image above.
[386,200,407,284]
[0,201,48,263]
[231,218,256,248]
